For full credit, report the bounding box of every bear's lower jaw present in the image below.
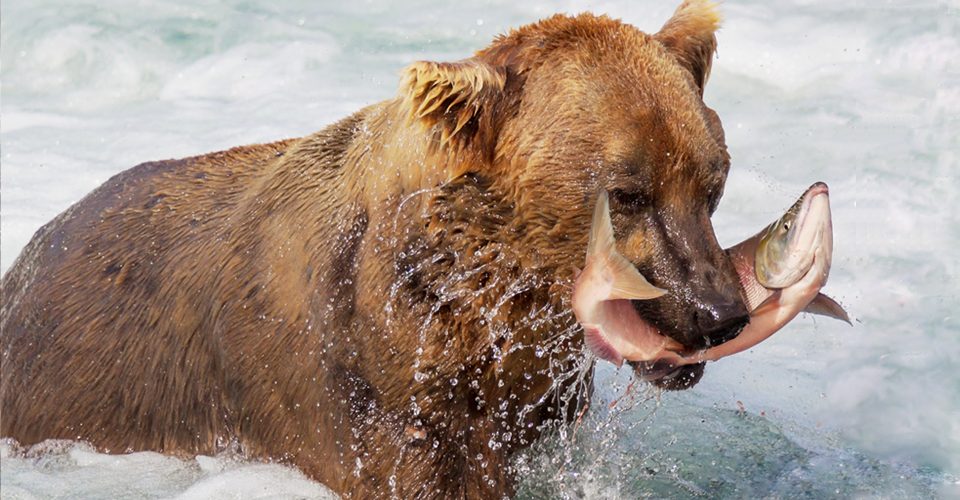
[631,361,707,391]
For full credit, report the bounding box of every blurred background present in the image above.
[2,0,958,497]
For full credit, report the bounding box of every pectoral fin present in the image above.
[607,253,667,300]
[589,190,666,301]
[804,293,852,325]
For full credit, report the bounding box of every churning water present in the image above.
[1,0,958,498]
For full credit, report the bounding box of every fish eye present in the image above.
[783,222,791,230]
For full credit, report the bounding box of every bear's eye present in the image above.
[609,189,649,213]
[707,192,721,214]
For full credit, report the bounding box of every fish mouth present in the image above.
[788,183,831,267]
[794,183,829,238]
[807,181,829,198]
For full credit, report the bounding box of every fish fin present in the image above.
[607,254,667,300]
[750,291,782,317]
[804,293,852,325]
[588,190,666,300]
[587,190,614,258]
[583,324,624,367]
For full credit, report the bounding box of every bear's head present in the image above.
[396,1,747,388]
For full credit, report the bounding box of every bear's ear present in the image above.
[400,59,507,153]
[654,0,721,96]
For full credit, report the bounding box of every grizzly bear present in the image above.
[1,1,748,497]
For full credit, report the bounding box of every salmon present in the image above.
[571,191,684,366]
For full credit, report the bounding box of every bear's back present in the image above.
[0,138,297,452]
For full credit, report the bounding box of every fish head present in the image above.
[755,182,833,289]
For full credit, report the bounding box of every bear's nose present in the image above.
[693,294,749,347]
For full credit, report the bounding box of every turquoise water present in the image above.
[2,0,958,497]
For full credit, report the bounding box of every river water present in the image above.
[1,0,957,498]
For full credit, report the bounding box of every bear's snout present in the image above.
[686,248,751,347]
[622,210,749,350]
[691,292,749,347]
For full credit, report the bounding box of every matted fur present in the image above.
[402,60,506,141]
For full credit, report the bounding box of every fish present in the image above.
[571,190,684,366]
[574,183,851,369]
[683,181,851,363]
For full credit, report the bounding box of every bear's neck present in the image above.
[382,174,590,480]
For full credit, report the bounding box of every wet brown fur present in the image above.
[2,2,741,497]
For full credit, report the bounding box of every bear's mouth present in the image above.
[571,188,746,381]
[630,296,749,350]
[617,309,711,390]
[578,297,740,388]
[630,359,706,391]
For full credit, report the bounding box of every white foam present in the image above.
[159,40,338,102]
[0,439,337,500]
